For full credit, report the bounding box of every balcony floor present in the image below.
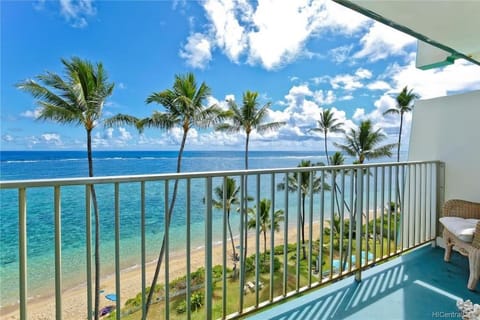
[247,245,479,320]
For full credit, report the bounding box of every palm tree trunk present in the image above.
[87,129,101,320]
[397,114,403,163]
[243,133,250,263]
[227,211,236,260]
[145,128,188,317]
[324,132,330,165]
[263,230,267,256]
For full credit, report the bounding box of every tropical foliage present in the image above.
[247,198,285,254]
[334,120,396,164]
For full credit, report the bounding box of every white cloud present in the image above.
[41,133,63,146]
[353,21,416,62]
[184,0,369,70]
[328,44,353,64]
[355,68,372,79]
[203,0,249,63]
[367,80,392,91]
[20,107,42,119]
[59,0,96,28]
[330,74,363,91]
[387,59,480,99]
[313,89,336,105]
[180,33,213,69]
[2,134,14,142]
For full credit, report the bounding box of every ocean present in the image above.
[1,150,346,308]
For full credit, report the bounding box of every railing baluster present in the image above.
[373,167,377,262]
[255,174,260,306]
[205,177,213,319]
[387,166,392,256]
[413,164,417,245]
[380,167,385,258]
[419,164,423,243]
[164,180,170,319]
[186,179,192,320]
[320,169,325,278]
[400,165,405,252]
[394,165,399,252]
[239,175,245,311]
[114,183,121,320]
[355,166,363,282]
[54,186,62,320]
[140,182,146,319]
[348,170,354,272]
[339,170,345,274]
[222,177,227,319]
[269,173,275,301]
[19,187,27,320]
[85,186,92,320]
[365,168,370,266]
[296,171,302,291]
[329,169,335,280]
[308,171,314,287]
[283,172,288,297]
[406,164,411,248]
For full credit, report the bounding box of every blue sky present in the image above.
[2,0,480,151]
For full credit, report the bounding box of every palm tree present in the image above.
[247,199,284,255]
[216,90,285,263]
[277,160,330,259]
[106,72,222,317]
[310,109,344,165]
[211,177,242,262]
[17,57,114,319]
[383,86,418,162]
[216,90,285,170]
[334,120,396,164]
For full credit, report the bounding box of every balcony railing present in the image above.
[0,160,444,319]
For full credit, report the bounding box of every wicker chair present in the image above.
[442,199,480,290]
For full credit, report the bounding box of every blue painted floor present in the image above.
[247,245,480,320]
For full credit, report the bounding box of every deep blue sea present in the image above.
[1,150,350,308]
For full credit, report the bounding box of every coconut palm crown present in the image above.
[17,56,114,320]
[334,120,396,164]
[216,90,285,169]
[310,109,344,165]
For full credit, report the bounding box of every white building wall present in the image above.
[408,90,480,203]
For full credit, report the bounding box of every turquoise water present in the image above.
[0,150,337,307]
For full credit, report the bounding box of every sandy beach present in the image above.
[1,221,324,319]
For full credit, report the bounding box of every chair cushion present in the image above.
[440,217,480,243]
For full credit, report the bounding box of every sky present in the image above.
[2,0,480,152]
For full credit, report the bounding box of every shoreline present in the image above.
[0,221,323,319]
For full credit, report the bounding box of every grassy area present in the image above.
[107,214,402,319]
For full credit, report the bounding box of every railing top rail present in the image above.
[0,160,441,189]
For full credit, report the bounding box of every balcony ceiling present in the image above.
[333,0,480,66]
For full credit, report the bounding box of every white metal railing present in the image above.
[0,160,444,319]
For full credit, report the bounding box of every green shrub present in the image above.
[245,253,281,274]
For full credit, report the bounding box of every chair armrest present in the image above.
[443,199,480,219]
[473,222,480,249]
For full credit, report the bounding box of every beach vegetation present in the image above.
[16,57,114,320]
[277,160,330,259]
[247,198,285,254]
